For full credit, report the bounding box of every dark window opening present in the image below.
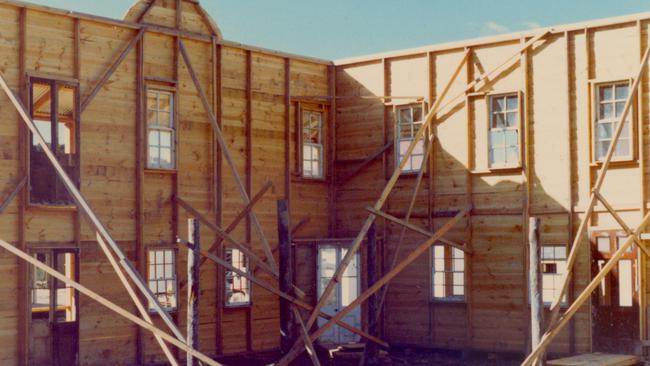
[29,78,80,206]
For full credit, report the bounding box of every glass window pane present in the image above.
[491,147,505,165]
[618,260,633,307]
[453,286,464,296]
[433,285,444,298]
[600,103,613,119]
[33,120,52,147]
[599,86,613,101]
[494,113,505,128]
[398,108,411,124]
[615,102,626,118]
[505,130,518,147]
[615,139,630,157]
[453,273,464,286]
[160,131,172,148]
[597,237,610,253]
[158,93,171,112]
[506,96,518,111]
[341,277,358,306]
[158,112,171,127]
[596,141,610,160]
[506,112,518,127]
[412,106,423,122]
[453,258,464,272]
[615,85,628,100]
[160,148,172,167]
[165,250,172,264]
[507,146,519,164]
[492,97,505,112]
[148,130,160,147]
[554,246,566,259]
[490,131,504,147]
[596,122,612,139]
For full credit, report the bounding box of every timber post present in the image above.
[188,218,200,366]
[363,223,379,366]
[529,217,542,366]
[278,199,294,352]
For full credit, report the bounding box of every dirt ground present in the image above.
[214,347,523,366]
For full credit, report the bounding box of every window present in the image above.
[541,245,567,306]
[225,248,251,306]
[488,94,520,168]
[147,89,175,170]
[301,109,324,179]
[29,78,79,205]
[395,104,425,173]
[147,249,177,311]
[31,250,77,322]
[594,82,632,161]
[432,245,465,301]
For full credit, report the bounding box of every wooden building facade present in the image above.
[1,0,650,365]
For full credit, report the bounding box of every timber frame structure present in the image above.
[2,1,650,365]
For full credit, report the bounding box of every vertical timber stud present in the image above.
[213,37,224,356]
[521,35,533,354]
[362,223,379,366]
[187,219,200,366]
[464,46,475,350]
[327,64,336,237]
[278,199,294,352]
[637,19,648,346]
[135,28,146,365]
[529,218,542,366]
[284,58,290,204]
[245,49,253,353]
[17,7,28,366]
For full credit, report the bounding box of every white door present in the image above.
[317,246,361,345]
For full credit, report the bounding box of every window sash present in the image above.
[147,90,176,169]
[396,104,425,173]
[147,249,177,311]
[594,82,632,161]
[488,94,520,168]
[301,109,325,179]
[432,245,465,301]
[225,249,251,307]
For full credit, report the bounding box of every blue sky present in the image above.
[25,0,650,60]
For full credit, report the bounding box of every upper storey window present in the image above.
[29,78,79,206]
[395,104,425,173]
[147,89,175,170]
[488,93,521,169]
[594,82,632,161]
[301,109,324,179]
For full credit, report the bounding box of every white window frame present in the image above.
[147,248,178,312]
[225,248,251,307]
[301,108,325,179]
[540,244,568,307]
[395,103,425,174]
[432,245,465,302]
[147,89,176,170]
[593,81,633,162]
[488,92,521,169]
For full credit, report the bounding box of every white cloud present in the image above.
[523,21,542,29]
[484,21,509,34]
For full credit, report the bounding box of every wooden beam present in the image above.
[177,240,388,347]
[362,224,379,366]
[337,142,393,186]
[136,0,157,23]
[96,234,178,366]
[0,176,26,214]
[365,206,470,253]
[277,206,471,365]
[0,237,222,366]
[291,306,322,366]
[544,42,650,335]
[523,210,650,366]
[0,66,187,343]
[17,7,27,366]
[187,219,200,366]
[177,39,278,273]
[80,28,145,113]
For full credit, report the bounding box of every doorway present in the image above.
[591,231,639,354]
[30,248,80,366]
[317,245,361,345]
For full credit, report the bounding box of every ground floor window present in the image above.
[225,248,251,306]
[147,249,177,311]
[432,245,465,301]
[541,245,567,306]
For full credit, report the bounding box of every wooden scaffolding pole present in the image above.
[528,218,542,366]
[0,69,188,344]
[522,211,650,366]
[187,219,200,366]
[543,42,650,340]
[0,238,221,366]
[297,31,551,354]
[177,40,278,273]
[277,206,471,365]
[291,305,322,366]
[176,239,388,347]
